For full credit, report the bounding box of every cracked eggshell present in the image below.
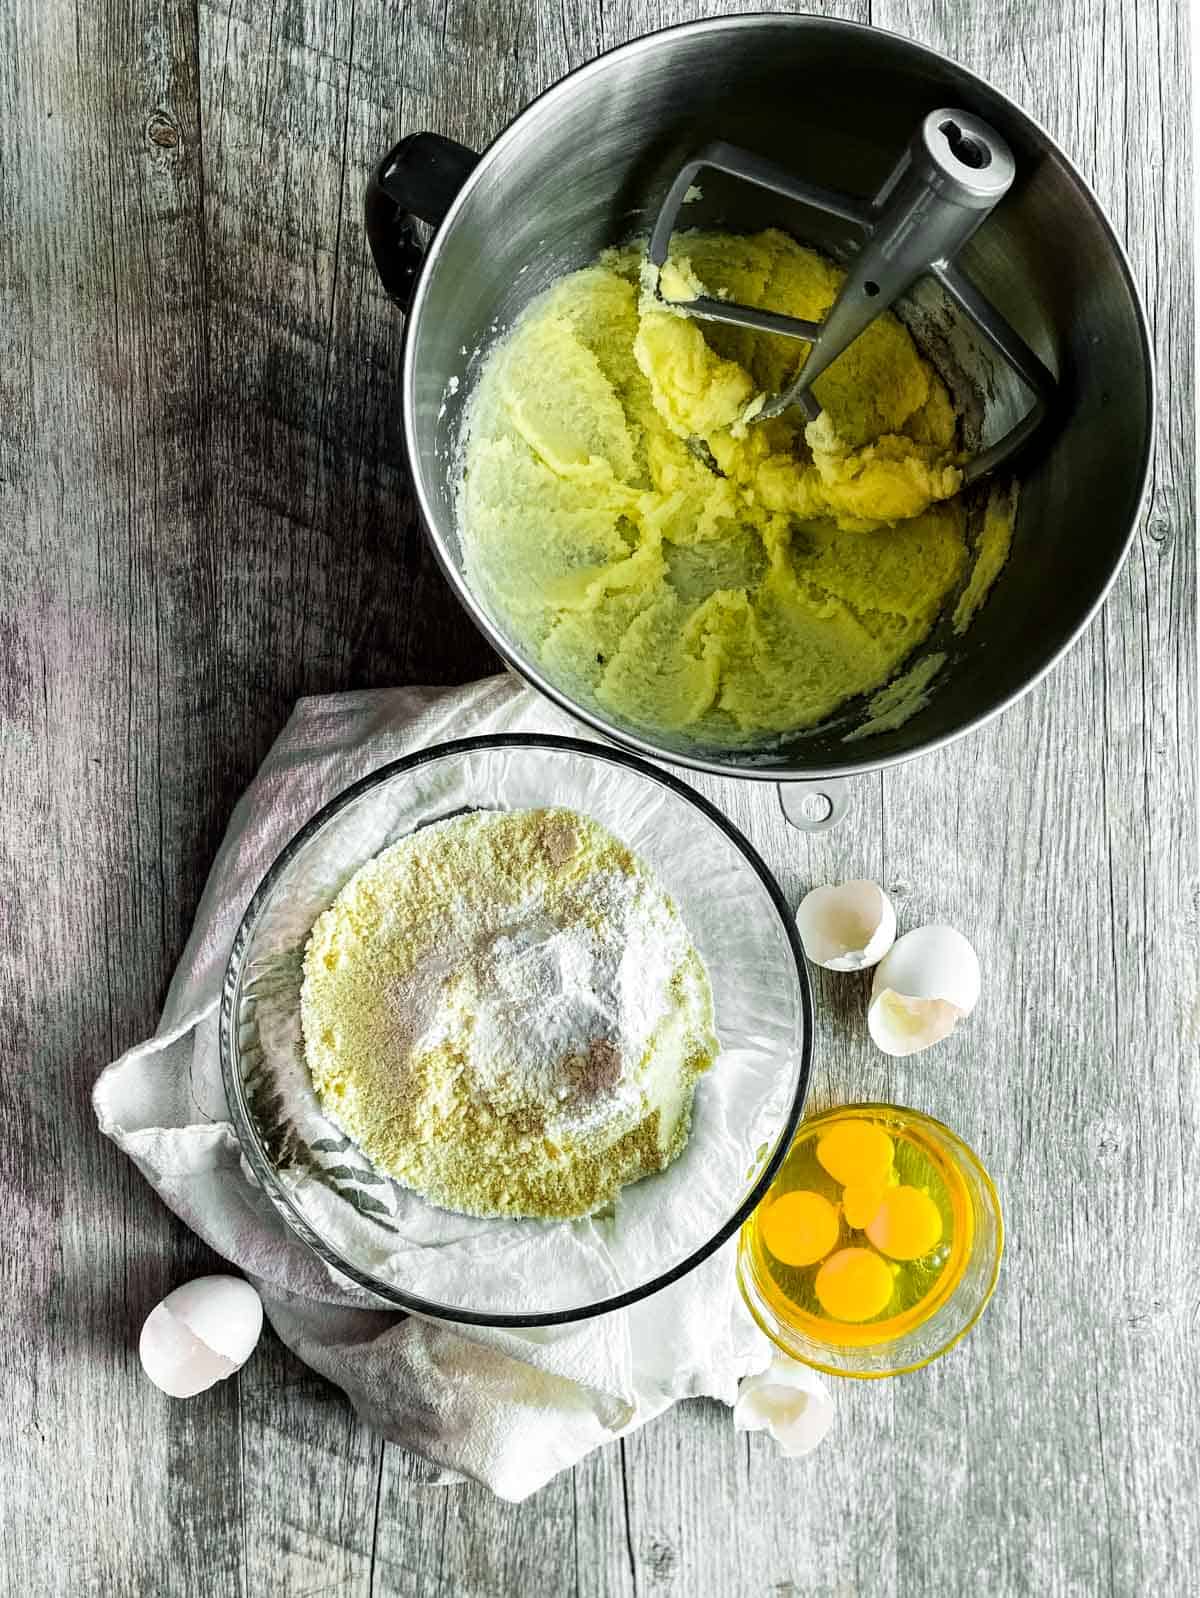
[734,1355,833,1458]
[868,924,981,1057]
[139,1275,264,1398]
[795,880,897,971]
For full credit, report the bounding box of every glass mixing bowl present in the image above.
[220,734,811,1326]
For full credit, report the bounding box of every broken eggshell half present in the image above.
[139,1274,264,1398]
[868,924,981,1057]
[734,1353,834,1457]
[795,880,897,971]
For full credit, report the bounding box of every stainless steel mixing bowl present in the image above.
[366,14,1153,798]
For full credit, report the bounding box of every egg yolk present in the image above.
[816,1121,894,1188]
[814,1248,895,1322]
[841,1182,887,1230]
[760,1190,840,1267]
[865,1185,944,1260]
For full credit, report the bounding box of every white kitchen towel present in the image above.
[93,674,774,1501]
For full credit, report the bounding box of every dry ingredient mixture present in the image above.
[300,807,718,1219]
[460,229,1014,745]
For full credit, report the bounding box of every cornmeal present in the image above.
[300,808,718,1220]
[461,230,1010,742]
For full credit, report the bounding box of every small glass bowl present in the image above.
[737,1103,1003,1378]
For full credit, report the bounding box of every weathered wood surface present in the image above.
[1,0,1195,1593]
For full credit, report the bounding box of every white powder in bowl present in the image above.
[300,807,718,1219]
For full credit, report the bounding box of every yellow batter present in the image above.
[461,230,993,741]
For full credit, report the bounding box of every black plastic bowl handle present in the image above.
[365,132,480,312]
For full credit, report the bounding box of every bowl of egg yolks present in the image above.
[737,1104,1003,1378]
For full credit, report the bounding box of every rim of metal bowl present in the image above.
[401,11,1156,783]
[218,732,814,1327]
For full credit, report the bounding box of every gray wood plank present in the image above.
[240,1339,383,1597]
[0,0,246,1593]
[374,1456,582,1598]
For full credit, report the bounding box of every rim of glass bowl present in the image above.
[218,732,814,1328]
[736,1103,1005,1377]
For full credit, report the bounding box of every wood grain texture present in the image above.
[1,0,244,1592]
[870,4,1199,1593]
[0,0,1194,1594]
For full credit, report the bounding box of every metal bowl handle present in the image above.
[366,132,479,312]
[778,777,852,832]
